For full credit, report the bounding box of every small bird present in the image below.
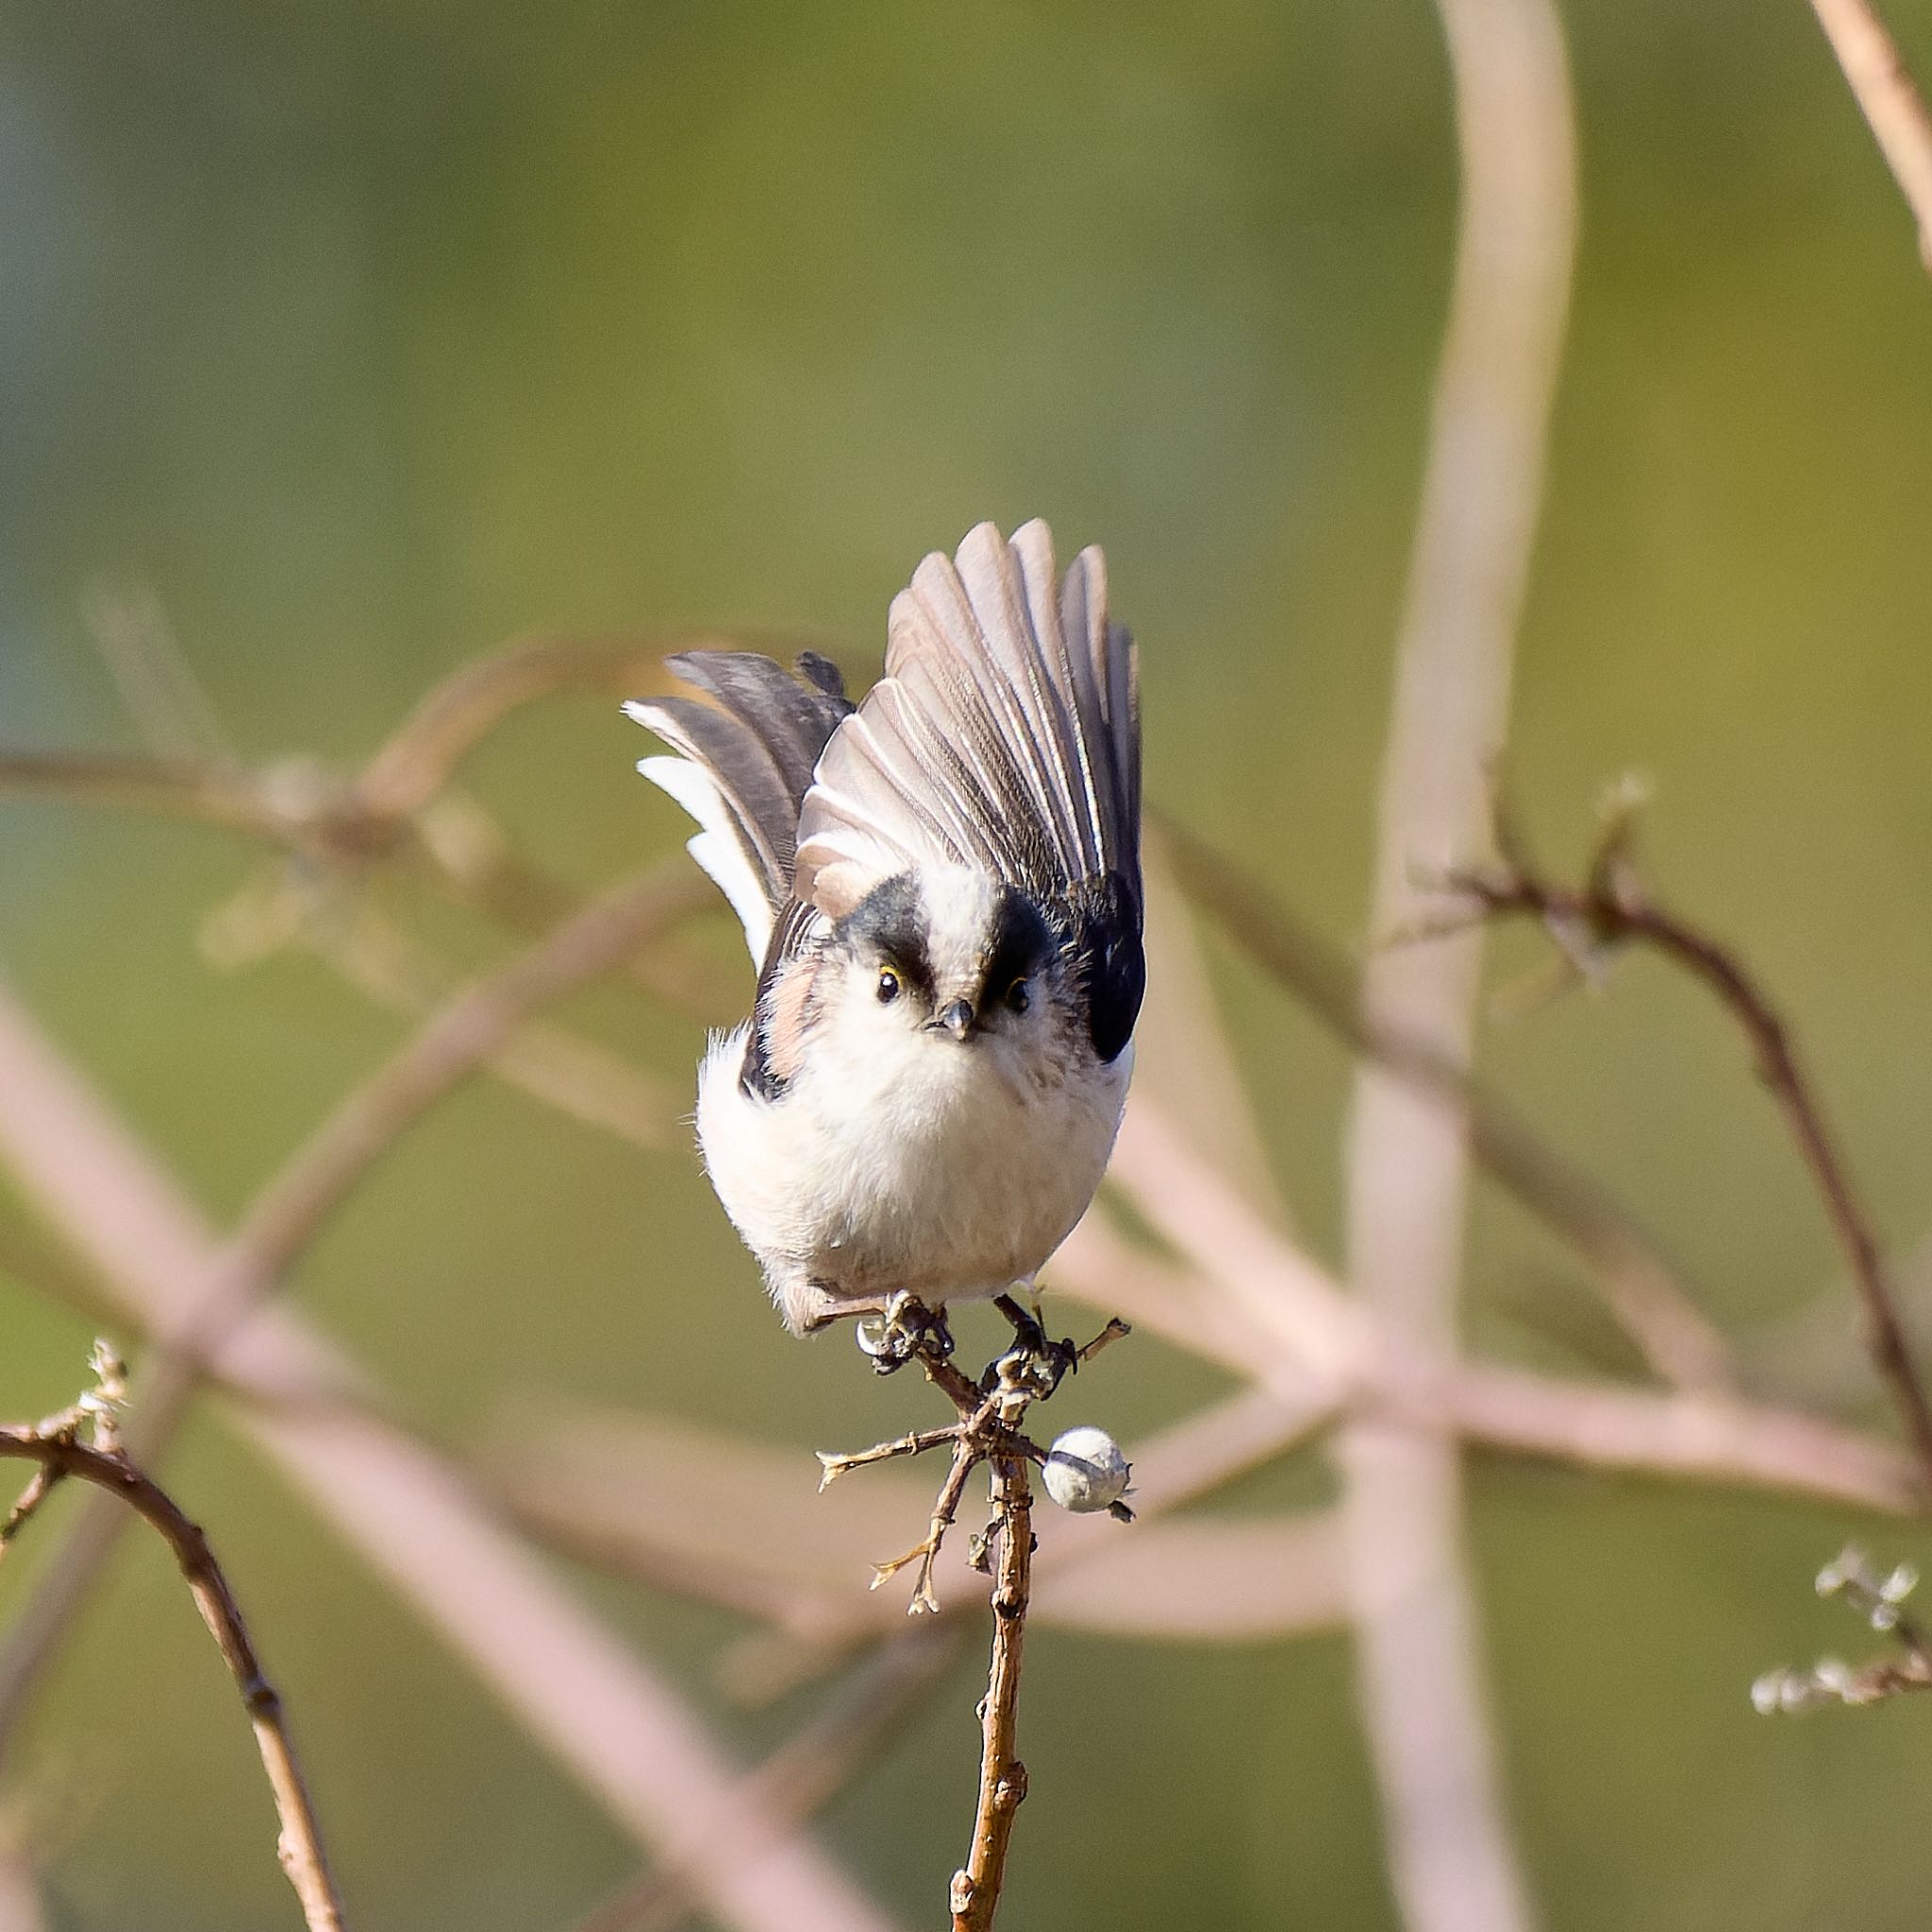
[625,520,1142,1345]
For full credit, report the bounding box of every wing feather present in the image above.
[625,650,852,963]
[795,520,1141,914]
[632,525,1144,1065]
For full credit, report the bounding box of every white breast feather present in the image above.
[695,1014,1130,1320]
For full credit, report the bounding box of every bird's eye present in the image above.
[876,969,902,1005]
[1006,977,1031,1014]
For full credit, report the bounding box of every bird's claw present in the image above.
[855,1291,954,1374]
[987,1292,1077,1402]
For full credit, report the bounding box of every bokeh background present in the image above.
[6,2,1932,1927]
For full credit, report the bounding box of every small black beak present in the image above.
[937,998,974,1038]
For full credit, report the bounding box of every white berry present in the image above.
[1041,1426,1131,1513]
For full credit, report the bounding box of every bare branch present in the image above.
[570,1630,960,1932]
[0,1423,347,1932]
[811,1308,1131,1929]
[0,750,372,850]
[949,1454,1032,1932]
[0,978,907,1932]
[355,634,777,822]
[0,861,698,1745]
[1807,0,1932,271]
[1157,823,1731,1390]
[1094,1107,1920,1520]
[1336,0,1576,1915]
[1417,1359,1917,1514]
[1445,838,1932,1493]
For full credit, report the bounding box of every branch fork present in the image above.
[816,1301,1130,1932]
[1755,1545,1932,1712]
[1,1347,348,1932]
[1412,786,1932,1498]
[817,1305,1130,1619]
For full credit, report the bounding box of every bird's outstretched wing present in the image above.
[625,651,852,963]
[629,524,1143,1062]
[794,520,1143,1059]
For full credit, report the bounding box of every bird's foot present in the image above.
[987,1291,1078,1404]
[855,1291,955,1375]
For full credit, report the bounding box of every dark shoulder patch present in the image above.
[837,873,933,998]
[1065,871,1144,1063]
[740,896,825,1099]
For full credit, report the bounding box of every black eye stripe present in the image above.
[838,874,934,998]
[977,886,1054,1008]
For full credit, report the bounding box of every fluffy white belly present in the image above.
[696,1023,1129,1316]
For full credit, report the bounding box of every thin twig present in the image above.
[355,633,774,821]
[1448,848,1932,1494]
[0,862,698,1752]
[569,1630,961,1932]
[0,750,377,852]
[1310,0,1579,1918]
[0,1469,64,1547]
[0,1425,347,1932]
[1807,0,1932,271]
[1755,1545,1932,1711]
[949,1454,1032,1932]
[0,977,905,1932]
[0,1817,49,1932]
[1158,823,1731,1390]
[815,1311,1125,1929]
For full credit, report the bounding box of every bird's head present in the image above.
[820,866,1069,1068]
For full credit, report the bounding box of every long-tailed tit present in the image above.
[625,520,1142,1342]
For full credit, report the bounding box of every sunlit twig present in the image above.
[1441,834,1932,1496]
[1,1388,347,1932]
[0,977,905,1932]
[1807,0,1932,271]
[0,862,701,1752]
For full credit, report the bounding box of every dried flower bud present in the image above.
[1041,1426,1130,1514]
[1817,1548,1860,1597]
[1813,1657,1855,1695]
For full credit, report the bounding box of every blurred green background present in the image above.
[6,2,1932,1926]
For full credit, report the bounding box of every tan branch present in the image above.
[571,1630,960,1932]
[0,750,374,851]
[949,1455,1032,1932]
[1157,823,1729,1390]
[0,1427,346,1931]
[355,633,773,821]
[1808,0,1932,271]
[0,978,904,1932]
[0,863,697,1747]
[1449,845,1932,1493]
[1338,0,1577,1921]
